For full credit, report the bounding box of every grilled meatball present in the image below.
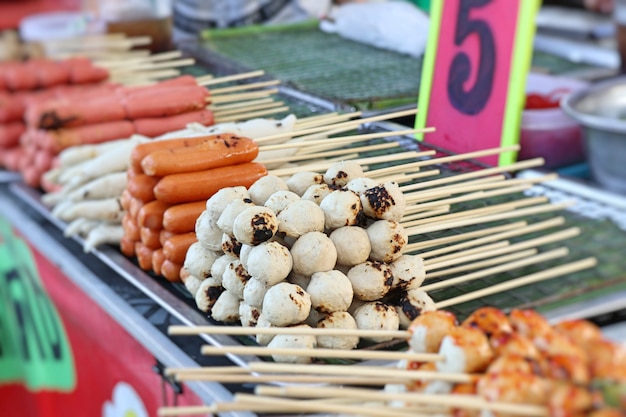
[262,282,311,327]
[221,232,242,257]
[361,181,406,221]
[248,175,289,205]
[216,198,256,236]
[290,231,337,276]
[221,259,251,299]
[211,290,241,323]
[329,226,371,267]
[206,186,249,220]
[239,302,261,327]
[389,254,426,291]
[195,277,224,314]
[353,301,400,343]
[306,270,353,314]
[264,190,300,215]
[396,289,436,329]
[195,210,224,251]
[347,261,393,301]
[277,199,325,238]
[243,277,274,308]
[324,160,364,187]
[346,177,378,195]
[183,242,220,279]
[286,171,324,196]
[233,206,278,246]
[316,311,359,350]
[319,189,362,230]
[246,241,293,286]
[301,183,333,205]
[267,325,317,364]
[210,254,236,285]
[367,219,407,263]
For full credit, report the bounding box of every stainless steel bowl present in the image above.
[561,76,626,195]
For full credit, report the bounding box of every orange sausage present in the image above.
[120,236,137,257]
[161,259,182,283]
[0,121,25,148]
[162,200,206,234]
[140,226,162,250]
[122,213,141,242]
[141,134,258,177]
[122,85,209,119]
[130,135,224,171]
[159,229,176,247]
[127,174,159,203]
[137,200,170,229]
[22,166,43,188]
[126,165,142,180]
[154,162,267,205]
[41,121,135,153]
[133,108,215,138]
[135,242,154,271]
[120,189,133,211]
[163,232,197,265]
[152,248,166,276]
[129,197,144,221]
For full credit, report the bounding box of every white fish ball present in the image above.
[216,198,255,236]
[319,189,362,230]
[210,254,236,285]
[183,242,220,279]
[347,261,393,301]
[361,181,406,221]
[264,190,300,215]
[262,282,311,327]
[183,274,203,298]
[307,270,353,314]
[316,311,359,350]
[353,301,400,343]
[301,183,333,205]
[286,171,324,196]
[367,220,408,263]
[396,289,437,329]
[242,277,273,308]
[248,175,289,205]
[290,231,337,276]
[206,186,249,219]
[239,302,261,327]
[390,254,426,291]
[324,160,364,187]
[277,199,325,238]
[330,226,371,267]
[255,313,275,346]
[246,241,293,286]
[346,177,378,195]
[211,290,241,323]
[233,206,278,246]
[195,210,223,251]
[221,259,251,299]
[221,233,242,257]
[267,326,317,364]
[195,277,224,313]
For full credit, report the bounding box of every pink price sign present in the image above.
[415,0,540,166]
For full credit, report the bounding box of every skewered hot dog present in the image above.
[163,232,197,264]
[133,108,214,138]
[162,200,206,234]
[122,85,209,119]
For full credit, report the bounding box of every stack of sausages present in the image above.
[0,57,111,171]
[120,133,267,282]
[12,75,215,188]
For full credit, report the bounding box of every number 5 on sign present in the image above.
[415,0,540,166]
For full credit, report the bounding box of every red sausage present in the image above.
[133,109,215,138]
[66,57,110,84]
[26,95,126,129]
[41,120,135,153]
[0,121,25,148]
[122,85,209,119]
[32,59,72,88]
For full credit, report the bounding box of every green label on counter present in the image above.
[0,217,75,391]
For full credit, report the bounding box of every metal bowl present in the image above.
[561,76,626,195]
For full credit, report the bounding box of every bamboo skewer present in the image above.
[406,201,575,236]
[405,221,527,252]
[425,227,581,271]
[405,196,549,230]
[423,241,511,266]
[207,97,274,111]
[294,112,362,129]
[259,142,400,165]
[198,70,265,86]
[172,372,411,386]
[375,169,442,185]
[255,385,548,417]
[421,247,570,292]
[212,100,285,117]
[424,249,539,279]
[108,58,195,73]
[404,175,509,205]
[416,217,565,259]
[200,345,442,362]
[400,158,546,193]
[169,325,409,339]
[209,79,281,95]
[209,89,279,104]
[255,108,420,144]
[93,50,184,68]
[213,106,290,123]
[436,257,597,309]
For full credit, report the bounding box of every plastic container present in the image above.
[519,73,589,169]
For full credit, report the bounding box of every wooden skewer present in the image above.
[109,58,195,73]
[417,217,565,259]
[295,112,338,124]
[110,68,181,82]
[198,70,265,86]
[260,142,400,165]
[164,366,249,377]
[200,345,443,362]
[404,175,508,204]
[269,149,436,177]
[424,249,539,279]
[374,169,442,185]
[397,205,450,222]
[423,241,511,266]
[255,108,420,144]
[209,89,279,104]
[212,100,285,117]
[93,50,184,68]
[168,324,409,339]
[173,372,412,386]
[214,106,289,123]
[425,227,580,271]
[259,128,423,151]
[207,97,274,111]
[249,363,470,383]
[209,79,281,95]
[405,201,575,236]
[437,257,597,309]
[421,247,570,292]
[255,385,548,417]
[400,158,546,193]
[404,221,527,252]
[405,196,549,230]
[294,112,362,129]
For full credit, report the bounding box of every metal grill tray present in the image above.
[7,120,626,369]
